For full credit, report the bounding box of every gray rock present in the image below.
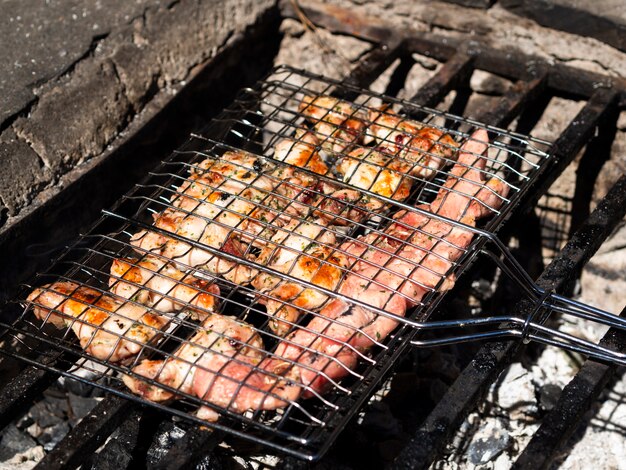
[0,129,53,216]
[2,0,274,229]
[110,42,160,113]
[0,0,165,127]
[466,418,511,465]
[0,424,38,462]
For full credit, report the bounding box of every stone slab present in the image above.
[501,0,626,53]
[0,0,169,127]
[15,59,132,172]
[2,0,274,222]
[0,130,52,216]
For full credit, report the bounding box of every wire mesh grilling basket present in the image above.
[1,65,623,460]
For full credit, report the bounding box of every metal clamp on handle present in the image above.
[410,293,626,366]
[410,239,626,366]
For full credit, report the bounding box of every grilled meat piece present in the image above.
[299,95,367,153]
[336,146,413,209]
[261,129,509,400]
[365,106,458,179]
[124,313,296,420]
[272,130,329,176]
[109,255,219,319]
[27,281,175,363]
[252,218,349,336]
[131,150,279,285]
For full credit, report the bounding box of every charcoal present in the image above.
[28,397,67,429]
[146,421,186,467]
[0,424,38,461]
[360,402,402,438]
[466,418,511,465]
[68,394,99,426]
[539,384,563,412]
[39,422,70,452]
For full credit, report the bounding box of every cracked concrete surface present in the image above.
[0,0,275,226]
[0,0,169,127]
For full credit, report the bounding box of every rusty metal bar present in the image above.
[521,88,619,219]
[282,2,626,105]
[477,75,548,128]
[404,52,474,111]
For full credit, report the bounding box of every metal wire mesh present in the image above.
[0,65,555,459]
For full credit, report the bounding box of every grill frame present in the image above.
[0,3,624,468]
[0,65,554,460]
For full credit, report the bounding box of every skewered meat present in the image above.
[109,255,219,319]
[299,95,367,153]
[27,282,175,362]
[365,106,458,179]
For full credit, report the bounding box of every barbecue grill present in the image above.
[0,63,624,463]
[1,3,626,469]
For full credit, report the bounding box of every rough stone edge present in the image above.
[1,0,275,231]
[500,0,626,54]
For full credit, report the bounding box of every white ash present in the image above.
[274,18,372,85]
[431,217,626,470]
[557,372,626,470]
[0,379,101,468]
[491,363,539,420]
[577,221,626,316]
[0,425,45,470]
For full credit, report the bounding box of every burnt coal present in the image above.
[539,383,563,412]
[466,418,511,465]
[0,424,42,463]
[146,422,186,468]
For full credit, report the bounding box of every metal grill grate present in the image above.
[1,65,622,461]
